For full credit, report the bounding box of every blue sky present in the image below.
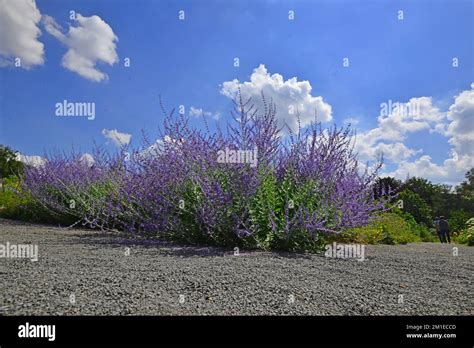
[0,0,473,184]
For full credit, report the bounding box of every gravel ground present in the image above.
[0,218,472,315]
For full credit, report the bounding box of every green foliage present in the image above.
[399,211,436,242]
[337,212,435,245]
[449,210,469,233]
[249,170,326,252]
[249,171,279,249]
[0,177,49,222]
[1,139,471,252]
[456,168,474,200]
[452,218,474,246]
[0,146,25,179]
[373,176,401,200]
[401,177,448,215]
[381,225,395,245]
[1,175,127,227]
[0,177,27,219]
[398,189,433,227]
[418,225,435,242]
[398,174,474,220]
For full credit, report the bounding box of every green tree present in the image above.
[373,176,402,200]
[398,189,433,227]
[456,168,474,200]
[401,177,448,216]
[0,146,25,179]
[449,210,469,233]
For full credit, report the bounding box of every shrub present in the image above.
[453,218,474,246]
[399,211,436,242]
[20,93,386,252]
[0,176,28,219]
[337,212,426,245]
[0,176,50,222]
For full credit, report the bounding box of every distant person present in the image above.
[434,217,442,242]
[438,216,451,243]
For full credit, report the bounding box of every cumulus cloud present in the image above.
[354,96,445,163]
[343,117,360,126]
[373,84,474,184]
[15,152,96,168]
[102,129,131,147]
[0,0,44,68]
[377,97,444,141]
[446,83,474,158]
[361,142,422,163]
[139,139,165,159]
[138,136,185,160]
[221,64,332,133]
[382,153,473,186]
[189,106,221,120]
[43,13,118,82]
[79,153,95,167]
[15,153,46,168]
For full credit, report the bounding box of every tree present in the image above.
[449,210,469,233]
[456,168,474,200]
[0,145,25,179]
[373,176,401,200]
[398,189,433,227]
[401,177,450,217]
[402,177,445,204]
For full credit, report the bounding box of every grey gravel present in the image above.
[0,218,472,315]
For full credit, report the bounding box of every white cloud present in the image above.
[354,96,445,163]
[43,14,118,82]
[221,64,332,133]
[376,84,474,184]
[382,153,473,186]
[377,97,444,141]
[102,129,131,147]
[0,0,44,68]
[359,141,422,163]
[15,153,95,168]
[139,139,165,159]
[189,106,221,120]
[15,153,46,168]
[79,153,94,167]
[431,122,448,136]
[138,136,184,160]
[446,83,474,158]
[343,117,360,126]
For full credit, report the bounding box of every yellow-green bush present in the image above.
[452,218,474,246]
[0,177,28,217]
[0,177,50,222]
[335,212,435,245]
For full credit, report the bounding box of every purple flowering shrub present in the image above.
[21,92,385,252]
[22,149,128,228]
